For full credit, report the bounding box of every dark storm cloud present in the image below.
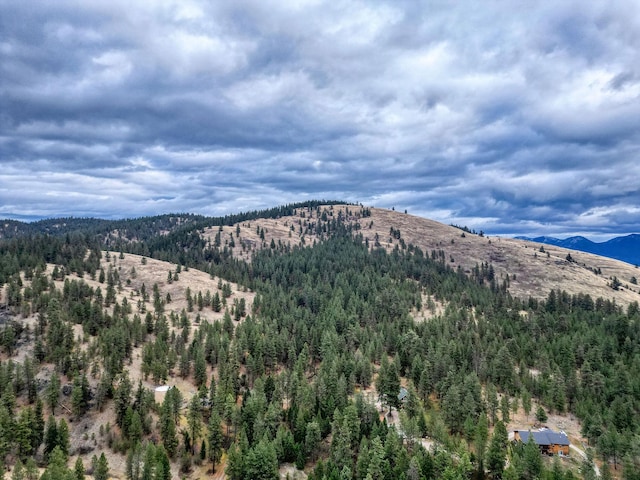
[1,0,640,239]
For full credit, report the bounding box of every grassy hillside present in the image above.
[0,202,638,479]
[204,204,640,305]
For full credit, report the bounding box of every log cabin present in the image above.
[513,429,570,456]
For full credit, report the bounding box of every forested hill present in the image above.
[0,202,638,479]
[195,204,640,306]
[0,200,347,242]
[4,202,637,306]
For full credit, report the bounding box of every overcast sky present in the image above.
[2,1,639,239]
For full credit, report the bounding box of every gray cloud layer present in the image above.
[2,0,639,239]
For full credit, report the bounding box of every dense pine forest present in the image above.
[0,202,638,479]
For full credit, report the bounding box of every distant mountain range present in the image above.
[515,234,640,266]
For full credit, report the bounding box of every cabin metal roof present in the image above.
[517,429,569,446]
[398,387,408,401]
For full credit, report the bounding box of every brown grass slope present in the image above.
[4,209,635,478]
[209,204,640,306]
[2,253,253,479]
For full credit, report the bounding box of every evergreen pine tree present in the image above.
[155,447,171,480]
[535,405,547,424]
[40,446,75,480]
[74,457,85,480]
[44,415,58,461]
[94,452,109,480]
[58,418,70,460]
[160,393,178,457]
[141,443,156,480]
[24,458,38,480]
[486,420,508,478]
[33,397,45,451]
[226,442,245,480]
[208,411,224,470]
[187,394,203,455]
[522,434,543,479]
[126,441,143,480]
[12,458,25,480]
[47,374,61,414]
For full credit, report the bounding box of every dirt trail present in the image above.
[569,444,600,477]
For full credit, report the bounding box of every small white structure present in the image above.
[154,385,171,403]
